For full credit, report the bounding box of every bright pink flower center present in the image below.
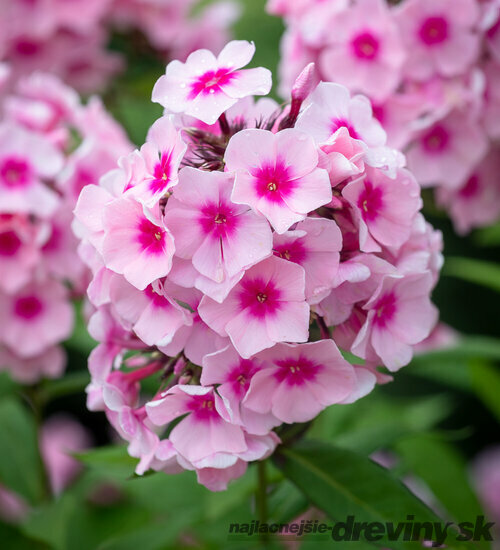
[273,239,308,264]
[351,31,380,60]
[459,174,480,198]
[14,295,44,320]
[357,180,384,222]
[274,356,323,385]
[151,153,172,193]
[188,394,218,421]
[373,292,397,327]
[239,277,282,318]
[372,104,385,125]
[136,218,165,254]
[189,67,235,98]
[422,125,449,153]
[0,230,22,256]
[253,161,295,202]
[14,38,41,56]
[419,16,449,46]
[199,201,240,239]
[227,359,259,396]
[330,118,359,139]
[73,168,94,198]
[0,157,31,188]
[144,285,171,309]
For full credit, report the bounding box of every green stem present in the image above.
[256,460,269,545]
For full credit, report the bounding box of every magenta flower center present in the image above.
[151,153,172,193]
[188,394,218,421]
[199,201,240,239]
[14,295,44,320]
[73,168,95,197]
[0,157,31,188]
[0,230,22,256]
[357,180,384,222]
[419,16,449,46]
[239,277,282,318]
[274,356,323,385]
[189,67,235,98]
[273,240,308,263]
[459,174,480,198]
[351,31,380,60]
[254,162,295,202]
[422,125,449,153]
[330,118,359,139]
[227,359,258,395]
[14,38,41,56]
[373,292,397,327]
[136,218,165,254]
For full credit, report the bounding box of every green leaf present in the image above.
[474,222,500,247]
[469,360,500,423]
[275,440,476,549]
[0,398,44,504]
[394,434,485,531]
[443,257,500,293]
[74,446,138,479]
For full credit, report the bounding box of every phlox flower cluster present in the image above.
[0,72,132,383]
[0,0,238,95]
[74,40,441,491]
[270,0,500,234]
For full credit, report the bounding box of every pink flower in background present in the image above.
[0,280,73,358]
[395,0,480,81]
[320,0,405,102]
[472,446,500,522]
[225,128,332,233]
[152,40,272,124]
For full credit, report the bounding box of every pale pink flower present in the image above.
[125,116,186,207]
[352,272,439,371]
[146,385,248,469]
[0,345,65,384]
[165,167,273,285]
[152,41,272,125]
[342,167,422,252]
[319,0,405,102]
[272,217,342,303]
[198,256,309,358]
[295,82,387,148]
[101,197,174,290]
[244,340,356,424]
[472,446,500,522]
[225,128,332,233]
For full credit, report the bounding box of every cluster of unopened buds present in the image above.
[0,0,237,95]
[74,40,442,491]
[270,0,500,234]
[0,71,131,383]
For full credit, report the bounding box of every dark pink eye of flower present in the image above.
[189,67,235,98]
[136,218,165,253]
[274,356,322,385]
[227,359,259,395]
[14,295,44,320]
[14,38,41,56]
[273,240,308,263]
[0,231,22,256]
[239,277,282,318]
[373,292,397,327]
[73,168,95,197]
[459,174,480,198]
[188,394,218,421]
[254,162,295,202]
[422,125,449,153]
[199,201,240,239]
[351,31,380,60]
[151,153,173,193]
[0,157,31,188]
[357,180,384,222]
[330,118,359,139]
[419,16,449,46]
